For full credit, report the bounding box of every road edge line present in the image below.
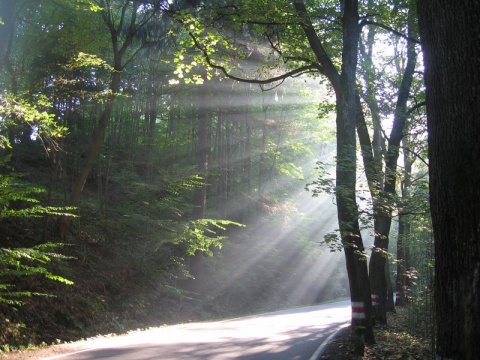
[310,323,350,360]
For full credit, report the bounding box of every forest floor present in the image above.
[321,307,433,359]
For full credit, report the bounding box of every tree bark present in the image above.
[190,78,210,299]
[385,261,395,312]
[338,0,375,348]
[417,1,480,359]
[243,110,252,220]
[396,147,413,306]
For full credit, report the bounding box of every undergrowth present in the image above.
[322,306,434,359]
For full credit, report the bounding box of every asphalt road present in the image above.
[44,300,350,360]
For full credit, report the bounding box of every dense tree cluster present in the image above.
[1,0,478,358]
[0,0,343,348]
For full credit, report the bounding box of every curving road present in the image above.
[43,300,350,360]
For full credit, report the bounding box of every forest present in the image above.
[0,1,478,359]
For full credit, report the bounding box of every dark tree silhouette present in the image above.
[417,1,480,358]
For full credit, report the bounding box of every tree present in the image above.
[309,0,376,346]
[60,0,167,236]
[417,1,480,358]
[357,0,420,324]
[0,95,73,307]
[0,0,17,92]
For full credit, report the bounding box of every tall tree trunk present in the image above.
[385,261,396,312]
[0,0,14,70]
[395,148,413,306]
[417,1,480,359]
[258,101,268,196]
[337,0,375,349]
[366,0,417,324]
[59,70,121,237]
[146,92,158,177]
[0,0,18,93]
[0,0,19,154]
[59,0,159,236]
[243,113,252,219]
[358,8,386,181]
[0,0,13,80]
[68,71,121,209]
[190,79,210,299]
[294,0,374,347]
[215,111,226,217]
[395,213,411,305]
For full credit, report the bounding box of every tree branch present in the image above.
[360,20,421,45]
[188,31,321,85]
[403,147,429,167]
[406,101,426,116]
